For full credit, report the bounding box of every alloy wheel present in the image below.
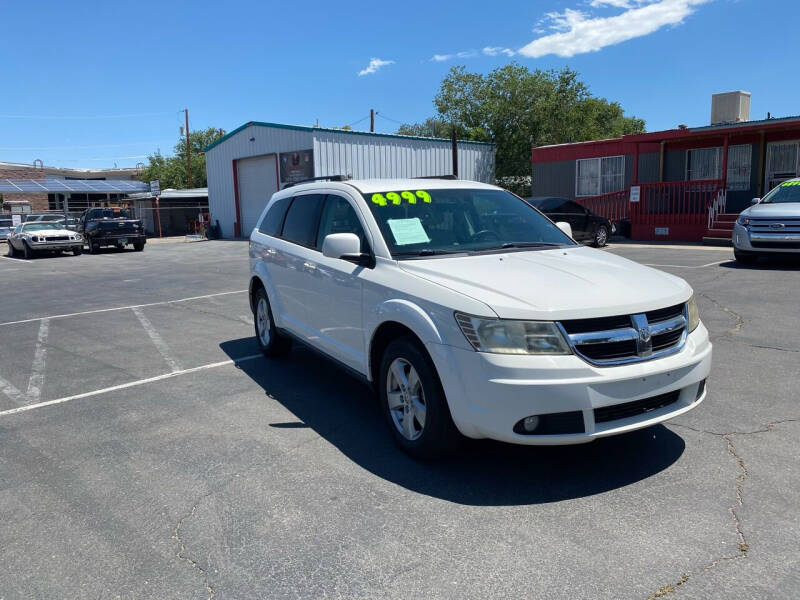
[256,297,271,347]
[386,358,426,441]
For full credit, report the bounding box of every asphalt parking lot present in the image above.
[0,240,798,600]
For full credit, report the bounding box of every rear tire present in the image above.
[593,225,609,247]
[734,249,757,265]
[379,336,460,459]
[88,240,100,254]
[253,287,291,357]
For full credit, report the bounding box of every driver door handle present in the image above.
[303,261,317,271]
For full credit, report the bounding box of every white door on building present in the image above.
[237,154,278,237]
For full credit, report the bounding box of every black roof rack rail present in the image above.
[413,174,458,180]
[282,175,349,189]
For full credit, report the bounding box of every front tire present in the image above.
[6,243,16,257]
[593,224,609,247]
[73,246,82,256]
[734,249,757,265]
[22,242,33,259]
[133,241,145,252]
[379,336,460,459]
[88,240,101,254]
[253,287,291,357]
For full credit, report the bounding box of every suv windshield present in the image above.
[761,182,800,204]
[89,209,131,219]
[362,187,574,257]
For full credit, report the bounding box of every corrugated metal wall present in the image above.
[312,131,495,183]
[205,125,314,238]
[206,124,496,238]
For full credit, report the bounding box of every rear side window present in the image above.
[280,194,325,247]
[259,197,291,236]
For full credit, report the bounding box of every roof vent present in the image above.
[711,91,751,125]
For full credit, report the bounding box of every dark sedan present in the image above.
[526,197,614,247]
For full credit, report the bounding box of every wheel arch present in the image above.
[367,299,445,384]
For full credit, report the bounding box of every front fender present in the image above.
[371,299,445,346]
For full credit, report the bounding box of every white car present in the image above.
[6,222,83,259]
[733,178,800,263]
[249,178,711,458]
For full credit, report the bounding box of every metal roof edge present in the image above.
[204,120,495,152]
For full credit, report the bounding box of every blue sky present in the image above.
[0,0,795,169]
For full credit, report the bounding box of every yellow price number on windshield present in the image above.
[371,190,433,206]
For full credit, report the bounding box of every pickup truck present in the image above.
[79,208,146,253]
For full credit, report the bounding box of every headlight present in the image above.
[687,294,700,332]
[736,215,750,226]
[455,313,571,355]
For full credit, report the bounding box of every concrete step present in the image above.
[702,236,733,247]
[705,228,733,238]
[711,221,735,231]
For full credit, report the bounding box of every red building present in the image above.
[531,92,800,243]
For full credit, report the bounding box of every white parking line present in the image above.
[26,319,50,403]
[132,308,182,372]
[0,354,263,418]
[643,260,727,269]
[0,290,248,327]
[0,375,26,405]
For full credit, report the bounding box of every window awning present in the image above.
[0,179,149,193]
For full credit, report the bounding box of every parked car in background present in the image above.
[6,222,83,258]
[0,218,14,241]
[249,178,710,458]
[733,179,800,263]
[526,197,614,247]
[78,208,146,253]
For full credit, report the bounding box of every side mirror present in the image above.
[751,197,761,205]
[322,233,373,267]
[556,221,573,238]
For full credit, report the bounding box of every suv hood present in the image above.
[399,246,691,320]
[741,202,800,217]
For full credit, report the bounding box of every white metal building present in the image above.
[204,121,496,238]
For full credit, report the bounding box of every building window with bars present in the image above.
[687,145,751,190]
[575,156,625,196]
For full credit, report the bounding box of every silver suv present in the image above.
[733,179,800,263]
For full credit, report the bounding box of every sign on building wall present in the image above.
[279,150,314,185]
[630,186,641,203]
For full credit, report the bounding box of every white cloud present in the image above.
[519,0,712,58]
[483,46,516,57]
[430,50,477,62]
[358,57,394,76]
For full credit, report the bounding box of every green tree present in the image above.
[402,64,644,180]
[139,127,226,189]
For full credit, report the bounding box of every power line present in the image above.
[0,111,180,120]
[346,114,371,128]
[375,112,406,125]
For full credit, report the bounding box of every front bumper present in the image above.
[29,239,82,251]
[90,233,146,244]
[733,223,800,253]
[427,324,712,445]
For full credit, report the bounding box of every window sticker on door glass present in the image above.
[387,218,431,245]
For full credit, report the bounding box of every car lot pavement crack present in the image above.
[696,291,743,341]
[173,491,216,600]
[648,420,799,598]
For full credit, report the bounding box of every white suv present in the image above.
[249,178,711,458]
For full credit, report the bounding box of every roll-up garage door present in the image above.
[237,154,279,237]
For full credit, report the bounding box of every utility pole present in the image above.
[184,108,193,188]
[370,109,375,133]
[451,126,459,178]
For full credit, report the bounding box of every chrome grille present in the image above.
[747,218,800,247]
[558,303,688,366]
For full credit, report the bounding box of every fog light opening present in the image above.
[522,415,540,433]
